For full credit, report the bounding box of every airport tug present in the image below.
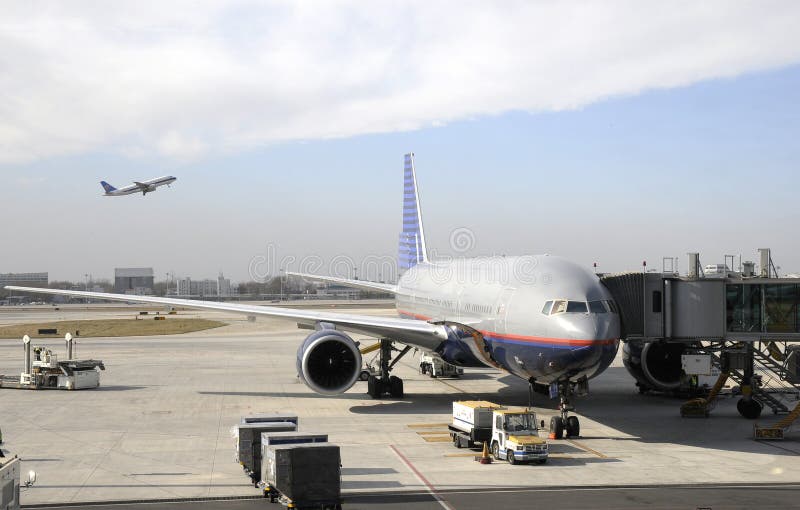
[448,401,548,465]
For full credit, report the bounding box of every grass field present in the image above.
[0,318,226,339]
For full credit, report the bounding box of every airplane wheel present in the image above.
[453,434,462,448]
[550,416,565,440]
[367,375,381,399]
[359,370,370,381]
[737,398,763,419]
[389,376,404,398]
[491,441,500,460]
[566,416,580,437]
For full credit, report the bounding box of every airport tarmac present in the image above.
[2,302,800,508]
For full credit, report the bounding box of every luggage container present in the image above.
[236,421,297,483]
[259,432,328,491]
[264,443,341,509]
[241,412,299,425]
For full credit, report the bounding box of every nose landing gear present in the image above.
[548,379,587,439]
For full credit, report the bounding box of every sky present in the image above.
[1,1,800,283]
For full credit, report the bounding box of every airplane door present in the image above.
[495,288,516,334]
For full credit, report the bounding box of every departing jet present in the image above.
[100,176,177,196]
[10,154,620,442]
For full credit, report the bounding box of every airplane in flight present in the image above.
[10,153,620,440]
[100,176,177,196]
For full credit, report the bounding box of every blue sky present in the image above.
[2,2,799,282]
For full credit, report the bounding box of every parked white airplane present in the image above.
[100,176,177,196]
[10,154,620,441]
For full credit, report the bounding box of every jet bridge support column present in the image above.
[736,343,764,419]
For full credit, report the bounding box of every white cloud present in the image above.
[0,0,799,164]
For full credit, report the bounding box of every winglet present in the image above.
[398,152,429,274]
[100,181,116,193]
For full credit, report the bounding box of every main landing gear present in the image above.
[547,379,587,439]
[366,339,412,399]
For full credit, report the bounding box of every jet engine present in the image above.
[622,340,687,393]
[296,330,362,395]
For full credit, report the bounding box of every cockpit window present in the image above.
[545,299,617,315]
[566,301,588,313]
[588,300,606,313]
[550,300,567,314]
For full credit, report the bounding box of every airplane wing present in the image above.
[133,181,148,189]
[285,272,397,294]
[4,286,446,350]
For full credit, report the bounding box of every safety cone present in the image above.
[477,441,492,464]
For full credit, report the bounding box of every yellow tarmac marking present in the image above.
[407,423,450,429]
[417,431,451,436]
[566,439,608,459]
[422,436,453,443]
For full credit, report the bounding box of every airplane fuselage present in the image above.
[103,176,177,196]
[395,255,620,384]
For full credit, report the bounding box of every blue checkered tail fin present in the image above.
[398,153,429,274]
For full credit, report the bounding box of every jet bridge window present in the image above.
[566,301,588,313]
[726,284,762,333]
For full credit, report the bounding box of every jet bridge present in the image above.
[602,260,800,420]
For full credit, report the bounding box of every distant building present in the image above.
[176,277,192,297]
[176,273,233,298]
[0,272,48,286]
[114,267,154,295]
[0,272,48,298]
[316,284,360,299]
[218,273,232,297]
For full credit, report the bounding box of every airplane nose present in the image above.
[559,313,618,341]
[593,313,620,340]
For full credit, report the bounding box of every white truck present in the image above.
[419,352,463,378]
[448,400,548,465]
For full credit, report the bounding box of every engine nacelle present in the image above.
[622,340,686,393]
[296,330,362,395]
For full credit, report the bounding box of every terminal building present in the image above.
[114,268,154,295]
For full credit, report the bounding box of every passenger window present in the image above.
[566,301,588,313]
[588,300,606,313]
[541,300,553,315]
[551,300,567,314]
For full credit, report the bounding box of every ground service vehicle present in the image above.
[448,401,548,464]
[419,352,463,378]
